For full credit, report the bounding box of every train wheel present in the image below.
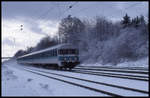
[59,67,62,70]
[69,68,72,71]
[62,67,64,70]
[62,67,66,71]
[64,67,67,71]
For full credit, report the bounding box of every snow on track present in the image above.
[20,66,148,96]
[75,67,148,74]
[22,65,148,92]
[77,66,148,71]
[73,68,148,77]
[2,63,108,96]
[2,59,149,96]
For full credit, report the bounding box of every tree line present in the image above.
[14,13,149,65]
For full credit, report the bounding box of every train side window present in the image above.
[47,51,50,57]
[58,50,60,54]
[61,49,63,54]
[50,50,51,57]
[61,49,62,54]
[51,50,53,56]
[60,49,63,55]
[51,50,52,56]
[65,49,67,54]
[61,50,62,54]
[50,50,52,57]
[77,50,79,54]
[55,49,57,56]
[53,50,55,56]
[52,50,54,56]
[43,52,46,57]
[47,51,49,57]
[54,50,55,56]
[45,52,47,57]
[53,50,54,56]
[63,49,65,54]
[60,50,62,54]
[59,49,62,55]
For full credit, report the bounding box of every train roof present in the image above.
[17,43,74,59]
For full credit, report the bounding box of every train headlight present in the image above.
[75,57,78,61]
[64,57,67,61]
[72,57,74,61]
[67,57,69,62]
[73,57,76,61]
[69,57,72,62]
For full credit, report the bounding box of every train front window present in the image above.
[59,49,79,55]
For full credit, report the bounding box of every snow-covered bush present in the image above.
[97,27,148,65]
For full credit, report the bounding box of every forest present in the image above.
[14,14,149,65]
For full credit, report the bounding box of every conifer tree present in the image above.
[122,13,131,28]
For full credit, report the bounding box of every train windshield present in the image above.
[59,49,79,55]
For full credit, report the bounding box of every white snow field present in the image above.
[2,59,107,96]
[80,57,149,68]
[2,58,149,96]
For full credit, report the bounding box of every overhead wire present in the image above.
[5,2,57,50]
[5,2,148,46]
[56,2,79,43]
[70,2,147,24]
[59,2,79,19]
[36,5,56,21]
[107,2,147,21]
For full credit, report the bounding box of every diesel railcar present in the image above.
[17,44,80,70]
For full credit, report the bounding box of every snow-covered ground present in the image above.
[80,57,149,68]
[2,58,149,96]
[23,66,148,92]
[2,60,107,96]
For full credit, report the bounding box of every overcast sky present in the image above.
[2,1,148,57]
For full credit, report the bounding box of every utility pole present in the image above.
[57,2,61,44]
[13,37,15,49]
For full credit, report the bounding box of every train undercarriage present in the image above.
[19,62,80,71]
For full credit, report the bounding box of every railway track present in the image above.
[73,69,148,78]
[77,66,148,71]
[20,67,121,97]
[70,66,149,81]
[70,70,148,81]
[16,66,148,96]
[22,64,148,81]
[25,67,148,93]
[74,67,148,74]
